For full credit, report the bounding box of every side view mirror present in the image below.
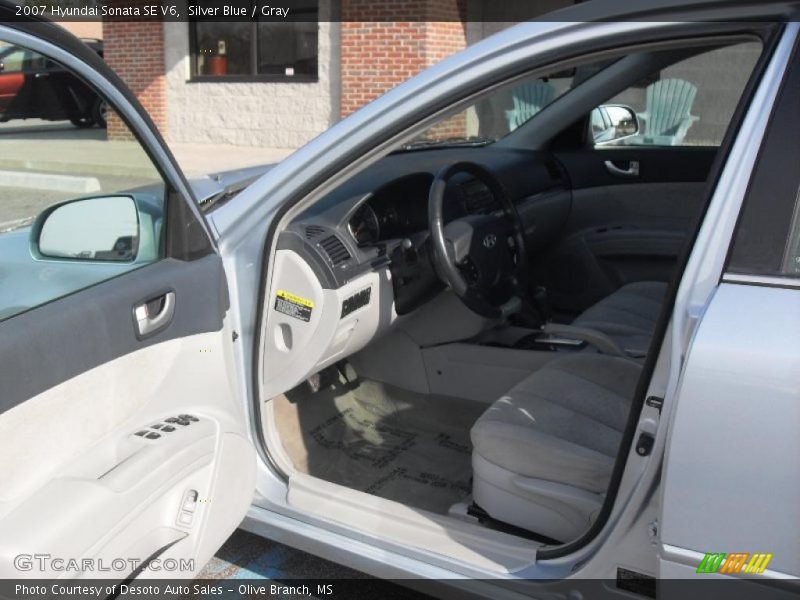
[590,104,639,145]
[31,195,140,262]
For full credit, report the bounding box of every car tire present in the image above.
[92,97,107,129]
[70,115,95,128]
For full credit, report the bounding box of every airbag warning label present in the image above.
[274,289,314,322]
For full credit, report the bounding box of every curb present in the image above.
[0,169,101,193]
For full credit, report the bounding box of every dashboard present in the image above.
[346,172,505,247]
[263,146,572,397]
[276,146,572,313]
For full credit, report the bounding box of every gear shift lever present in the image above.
[532,286,552,323]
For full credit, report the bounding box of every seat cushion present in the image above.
[470,354,641,493]
[573,281,667,351]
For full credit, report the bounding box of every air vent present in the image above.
[305,225,325,239]
[319,234,351,266]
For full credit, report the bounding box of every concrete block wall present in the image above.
[163,1,339,149]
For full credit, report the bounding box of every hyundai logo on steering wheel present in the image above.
[482,234,497,249]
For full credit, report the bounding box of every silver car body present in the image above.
[204,16,799,586]
[1,1,798,595]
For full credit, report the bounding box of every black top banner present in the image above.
[6,0,799,23]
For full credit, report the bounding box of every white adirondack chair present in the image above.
[636,78,700,145]
[505,81,556,131]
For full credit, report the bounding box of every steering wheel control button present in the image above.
[165,417,179,423]
[179,414,199,422]
[151,424,163,430]
[145,432,161,440]
[460,258,480,284]
[162,425,175,432]
[135,431,147,437]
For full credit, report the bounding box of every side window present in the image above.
[592,41,762,148]
[0,43,26,73]
[0,41,167,321]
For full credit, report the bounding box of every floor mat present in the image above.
[271,371,487,515]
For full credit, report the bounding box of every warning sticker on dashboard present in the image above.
[274,289,314,322]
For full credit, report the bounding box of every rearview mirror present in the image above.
[590,104,639,145]
[32,195,139,262]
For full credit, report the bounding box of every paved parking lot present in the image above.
[0,120,291,229]
[0,120,292,176]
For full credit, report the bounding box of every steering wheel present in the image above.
[428,162,529,318]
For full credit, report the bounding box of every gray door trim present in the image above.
[0,255,229,417]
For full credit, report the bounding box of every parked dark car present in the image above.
[0,38,106,128]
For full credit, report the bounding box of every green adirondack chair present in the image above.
[505,80,556,131]
[637,78,700,145]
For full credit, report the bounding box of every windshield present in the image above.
[402,59,617,150]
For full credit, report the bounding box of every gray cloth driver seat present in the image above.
[470,353,641,541]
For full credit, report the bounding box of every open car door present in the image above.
[0,17,255,580]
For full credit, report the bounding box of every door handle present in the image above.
[34,72,49,79]
[133,292,175,338]
[605,160,639,177]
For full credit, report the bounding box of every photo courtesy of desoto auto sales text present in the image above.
[0,0,797,599]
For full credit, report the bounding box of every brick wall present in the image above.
[341,0,466,118]
[102,15,166,140]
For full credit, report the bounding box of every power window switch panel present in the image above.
[182,490,199,512]
[177,511,193,527]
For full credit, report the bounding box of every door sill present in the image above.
[286,472,540,574]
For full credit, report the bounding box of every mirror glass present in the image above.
[38,195,139,261]
[591,105,639,145]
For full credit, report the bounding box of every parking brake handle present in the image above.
[541,322,625,357]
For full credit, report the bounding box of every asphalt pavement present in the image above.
[198,529,431,599]
[0,120,292,230]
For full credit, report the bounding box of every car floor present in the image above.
[271,368,487,515]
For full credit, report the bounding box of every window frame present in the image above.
[725,32,800,278]
[187,8,320,84]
